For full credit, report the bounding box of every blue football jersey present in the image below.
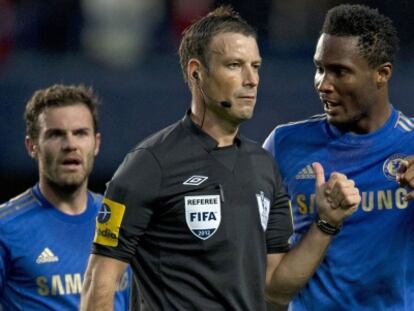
[264,106,414,310]
[0,184,130,310]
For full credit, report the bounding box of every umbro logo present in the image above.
[183,175,208,186]
[296,165,315,179]
[36,247,59,264]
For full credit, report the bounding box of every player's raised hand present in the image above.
[397,156,414,201]
[313,162,361,227]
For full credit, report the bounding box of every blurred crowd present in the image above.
[1,0,413,69]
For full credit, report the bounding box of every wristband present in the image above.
[315,217,341,236]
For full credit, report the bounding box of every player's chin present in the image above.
[326,114,348,127]
[58,173,87,187]
[234,113,253,124]
[239,106,255,120]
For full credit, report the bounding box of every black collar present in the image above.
[181,110,241,152]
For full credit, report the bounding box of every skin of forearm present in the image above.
[80,268,119,310]
[266,223,333,305]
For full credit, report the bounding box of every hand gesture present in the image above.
[313,162,360,227]
[397,156,414,201]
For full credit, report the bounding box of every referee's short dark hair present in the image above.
[178,5,257,83]
[321,4,399,68]
[24,84,99,140]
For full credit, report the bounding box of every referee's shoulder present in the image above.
[132,120,181,152]
[240,135,275,159]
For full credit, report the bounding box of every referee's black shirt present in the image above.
[93,112,293,311]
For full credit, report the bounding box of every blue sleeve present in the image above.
[114,266,132,310]
[263,128,276,157]
[0,227,8,293]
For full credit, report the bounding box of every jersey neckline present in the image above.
[32,184,98,223]
[181,109,242,152]
[326,105,398,144]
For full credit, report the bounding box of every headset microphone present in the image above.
[193,71,232,108]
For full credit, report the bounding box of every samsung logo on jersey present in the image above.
[36,271,129,296]
[296,188,409,215]
[37,273,82,296]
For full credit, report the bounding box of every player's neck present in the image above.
[348,102,392,134]
[39,179,89,215]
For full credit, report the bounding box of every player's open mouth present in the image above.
[61,158,82,169]
[323,100,341,114]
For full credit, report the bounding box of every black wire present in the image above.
[197,82,207,129]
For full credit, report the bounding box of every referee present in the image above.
[81,5,360,311]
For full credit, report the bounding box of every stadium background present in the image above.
[1,0,413,202]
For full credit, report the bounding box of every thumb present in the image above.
[397,159,408,174]
[312,162,325,188]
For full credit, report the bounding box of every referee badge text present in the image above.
[185,195,221,240]
[256,191,270,231]
[94,198,126,247]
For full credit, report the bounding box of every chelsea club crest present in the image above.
[383,154,407,180]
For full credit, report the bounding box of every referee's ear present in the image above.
[187,58,202,88]
[25,135,38,159]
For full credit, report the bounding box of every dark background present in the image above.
[1,0,413,202]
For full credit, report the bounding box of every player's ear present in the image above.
[25,136,38,159]
[94,133,101,156]
[376,62,392,88]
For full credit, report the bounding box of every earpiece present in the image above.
[193,70,232,110]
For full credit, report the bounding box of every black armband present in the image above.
[315,217,341,236]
